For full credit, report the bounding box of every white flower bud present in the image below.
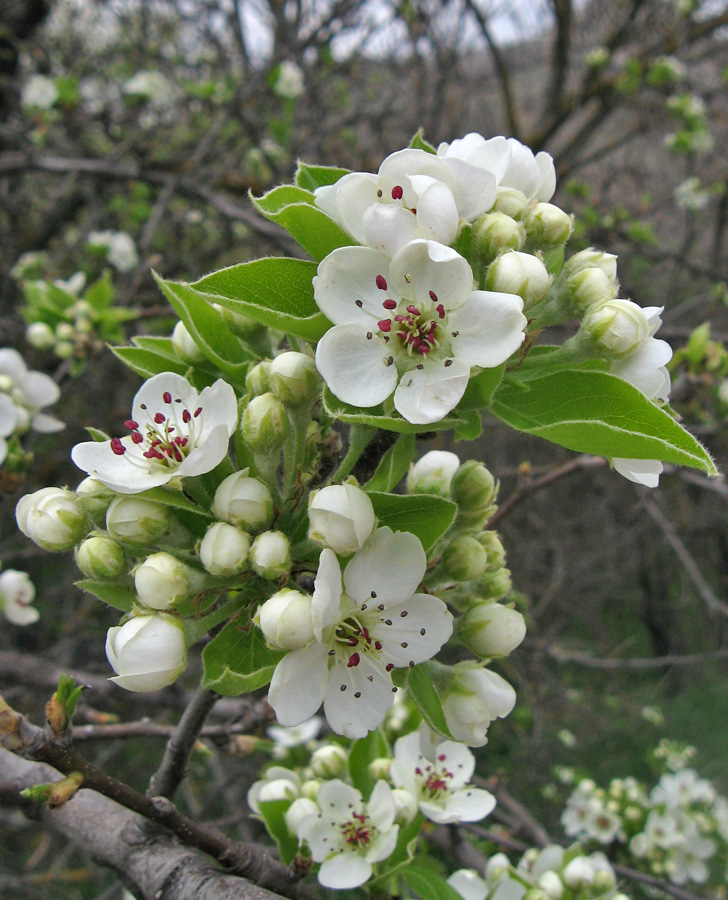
[459,603,526,657]
[16,487,88,552]
[308,483,375,554]
[485,251,552,309]
[76,476,116,523]
[135,552,190,609]
[26,322,56,350]
[367,757,392,781]
[310,743,348,778]
[242,393,289,454]
[485,853,511,882]
[258,777,299,805]
[563,248,618,285]
[591,868,616,892]
[268,351,319,407]
[285,797,318,837]
[392,788,418,825]
[473,211,526,260]
[300,779,321,801]
[199,522,249,575]
[250,531,291,580]
[525,203,573,246]
[75,534,126,580]
[537,872,564,900]
[56,322,75,341]
[255,588,314,650]
[407,450,461,496]
[562,857,594,889]
[493,187,529,218]
[583,299,658,357]
[213,472,274,532]
[106,496,171,544]
[105,613,187,692]
[442,666,516,747]
[171,320,205,363]
[566,267,616,314]
[443,535,487,581]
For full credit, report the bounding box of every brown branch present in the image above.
[534,642,728,670]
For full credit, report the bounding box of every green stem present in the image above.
[185,593,248,644]
[326,424,375,484]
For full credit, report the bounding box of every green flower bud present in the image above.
[56,322,75,341]
[525,202,573,246]
[75,476,116,524]
[563,248,618,285]
[134,551,191,609]
[16,487,88,552]
[171,320,205,364]
[486,250,552,309]
[451,461,497,512]
[268,351,319,407]
[246,360,271,396]
[477,567,512,601]
[477,531,506,571]
[310,743,347,778]
[473,211,525,261]
[26,322,56,350]
[75,534,126,580]
[55,340,75,359]
[250,531,291,580]
[199,522,249,576]
[213,471,274,532]
[443,535,487,581]
[458,602,526,657]
[592,870,615,892]
[242,392,289,454]
[493,186,529,218]
[106,496,171,544]
[255,588,314,650]
[566,267,616,315]
[300,779,320,801]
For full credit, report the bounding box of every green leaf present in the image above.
[402,866,465,900]
[191,258,329,342]
[454,408,482,441]
[201,623,284,696]
[295,162,350,191]
[250,191,355,262]
[111,346,188,379]
[543,244,565,276]
[75,579,135,612]
[458,364,506,410]
[406,663,453,739]
[154,275,253,378]
[408,130,437,154]
[323,387,468,435]
[84,271,114,311]
[252,184,316,215]
[136,487,213,517]
[85,426,110,442]
[505,346,608,383]
[348,728,389,796]
[491,369,717,474]
[364,434,416,492]
[258,799,299,866]
[368,492,457,551]
[132,335,182,362]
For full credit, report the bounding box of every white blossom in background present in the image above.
[315,148,496,257]
[0,349,65,447]
[72,372,238,493]
[87,231,139,272]
[247,766,302,813]
[21,74,59,110]
[295,779,399,889]
[123,70,176,105]
[390,731,496,824]
[314,240,526,425]
[274,61,305,99]
[651,769,716,808]
[267,717,323,758]
[674,177,710,211]
[105,613,187,691]
[267,527,453,738]
[0,569,39,625]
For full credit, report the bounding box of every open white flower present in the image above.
[268,526,453,738]
[390,731,496,824]
[315,148,496,257]
[314,240,526,425]
[297,779,399,889]
[0,569,39,626]
[72,372,238,493]
[0,348,64,435]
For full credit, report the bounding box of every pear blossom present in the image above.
[437,134,556,204]
[296,779,399,889]
[247,766,301,813]
[274,61,305,99]
[21,74,59,110]
[267,717,322,758]
[72,372,238,493]
[105,613,187,691]
[308,483,375,554]
[314,240,526,425]
[0,348,64,438]
[267,527,453,738]
[390,731,496,824]
[315,148,496,257]
[0,569,39,626]
[407,450,461,495]
[440,666,517,747]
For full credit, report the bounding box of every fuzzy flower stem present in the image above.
[326,425,375,485]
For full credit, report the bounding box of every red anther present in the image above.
[131,431,143,444]
[406,305,420,315]
[391,185,404,200]
[180,437,188,446]
[347,636,358,646]
[172,447,183,462]
[386,663,394,672]
[174,436,183,445]
[111,437,126,456]
[362,627,370,642]
[415,767,422,776]
[420,344,432,353]
[374,640,382,650]
[376,275,387,290]
[144,448,164,459]
[347,653,360,668]
[394,314,406,323]
[382,299,396,310]
[154,412,165,424]
[378,319,392,333]
[411,207,417,214]
[163,392,172,403]
[182,409,191,423]
[124,420,138,430]
[436,304,445,319]
[194,407,202,417]
[429,290,438,302]
[438,754,447,761]
[151,439,162,447]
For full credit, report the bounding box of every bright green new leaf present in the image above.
[84,271,114,311]
[252,184,316,215]
[258,799,300,866]
[406,663,453,739]
[132,336,182,363]
[364,434,416,492]
[111,346,188,379]
[348,728,389,797]
[458,364,506,410]
[454,409,483,441]
[85,426,110,442]
[323,387,468,435]
[295,162,350,191]
[75,579,135,612]
[402,866,466,900]
[368,492,457,551]
[250,191,355,262]
[408,130,437,154]
[136,487,213,517]
[201,622,284,696]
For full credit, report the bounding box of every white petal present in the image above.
[449,291,526,367]
[0,349,28,381]
[0,395,19,436]
[313,182,343,224]
[393,358,470,425]
[362,203,418,257]
[502,140,542,197]
[612,458,662,487]
[268,643,330,726]
[391,732,423,791]
[375,593,452,667]
[323,653,394,738]
[71,438,174,493]
[312,548,342,642]
[612,338,672,401]
[318,853,372,889]
[389,240,474,311]
[334,172,380,245]
[366,822,399,864]
[195,379,238,436]
[132,372,199,424]
[367,780,396,833]
[3,600,39,626]
[178,424,232,477]
[109,669,182,692]
[316,778,363,816]
[30,412,65,433]
[344,527,426,606]
[448,869,488,900]
[434,740,476,787]
[313,246,395,326]
[410,179,459,246]
[21,371,60,408]
[534,151,556,202]
[438,156,498,219]
[422,787,496,824]
[316,324,397,407]
[0,437,6,466]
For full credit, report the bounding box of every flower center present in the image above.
[374,279,446,357]
[416,757,454,801]
[110,389,203,466]
[332,614,383,669]
[341,811,373,848]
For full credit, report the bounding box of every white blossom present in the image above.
[0,569,39,625]
[21,75,59,110]
[308,483,375,554]
[0,348,64,437]
[105,613,187,691]
[440,666,516,747]
[267,717,322,758]
[274,61,305,99]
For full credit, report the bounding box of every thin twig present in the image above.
[533,643,728,670]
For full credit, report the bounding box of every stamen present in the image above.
[406,305,420,315]
[182,409,191,423]
[429,290,438,303]
[391,185,403,200]
[378,319,392,333]
[154,412,165,424]
[347,653,360,668]
[194,407,202,417]
[376,275,387,291]
[163,392,172,403]
[382,299,396,310]
[436,304,445,319]
[124,420,138,430]
[111,437,126,456]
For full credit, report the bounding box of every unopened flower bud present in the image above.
[242,393,289,454]
[592,869,616,892]
[216,304,263,338]
[16,487,88,552]
[213,471,274,532]
[583,299,657,357]
[458,603,526,657]
[443,535,487,581]
[563,248,618,286]
[256,588,313,649]
[56,322,75,341]
[392,788,418,825]
[250,531,291,580]
[268,351,319,407]
[566,268,615,314]
[106,496,170,544]
[485,250,552,309]
[300,779,321,801]
[171,320,205,363]
[494,187,529,218]
[562,858,594,889]
[135,552,190,609]
[523,890,549,900]
[407,450,461,496]
[367,757,392,781]
[75,476,116,523]
[310,743,347,778]
[105,613,187,692]
[537,872,564,900]
[478,567,513,601]
[285,797,318,836]
[26,322,56,350]
[484,853,512,881]
[473,211,525,261]
[246,360,271,396]
[525,203,573,246]
[451,461,497,512]
[440,664,517,747]
[477,531,506,571]
[308,483,375,554]
[199,522,249,575]
[75,534,126,580]
[55,340,75,359]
